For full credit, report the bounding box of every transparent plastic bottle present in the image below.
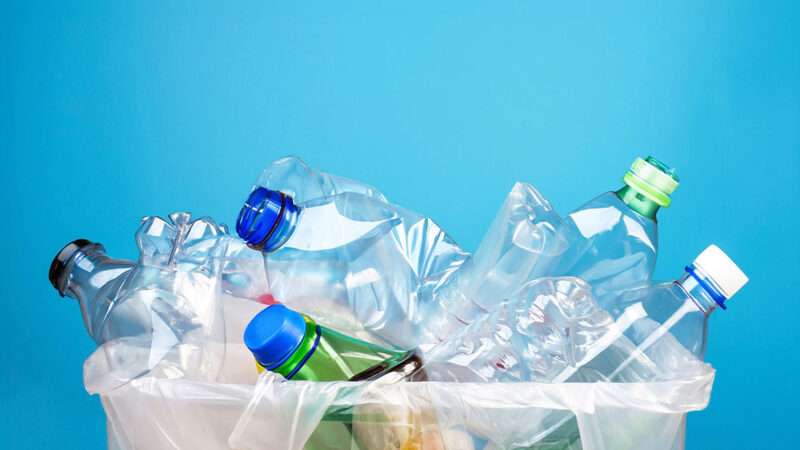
[550,156,679,301]
[236,186,467,349]
[427,245,748,448]
[49,239,137,343]
[218,156,391,303]
[48,213,228,381]
[421,156,679,346]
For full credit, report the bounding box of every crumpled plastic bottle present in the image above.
[234,157,470,348]
[424,277,663,385]
[423,277,666,448]
[418,182,566,346]
[218,156,389,304]
[49,212,230,383]
[419,156,679,347]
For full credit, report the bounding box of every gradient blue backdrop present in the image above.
[3,2,798,449]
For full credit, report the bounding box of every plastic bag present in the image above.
[85,334,713,450]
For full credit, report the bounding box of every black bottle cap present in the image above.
[49,239,96,296]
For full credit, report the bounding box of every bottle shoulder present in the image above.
[566,191,657,246]
[627,283,693,319]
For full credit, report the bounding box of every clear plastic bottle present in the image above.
[427,245,748,448]
[236,185,468,349]
[420,156,679,346]
[218,156,391,303]
[49,239,137,343]
[48,213,229,381]
[550,156,679,301]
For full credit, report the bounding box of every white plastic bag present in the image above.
[86,337,713,450]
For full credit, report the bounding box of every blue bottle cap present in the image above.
[243,304,307,370]
[236,187,299,252]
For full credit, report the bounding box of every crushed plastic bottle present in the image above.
[548,156,679,300]
[49,212,230,382]
[420,156,679,346]
[426,245,747,448]
[218,156,390,303]
[236,162,468,348]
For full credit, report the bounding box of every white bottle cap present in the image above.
[693,245,749,299]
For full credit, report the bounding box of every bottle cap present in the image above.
[236,187,299,252]
[623,156,680,207]
[49,239,100,296]
[243,304,307,370]
[692,245,749,300]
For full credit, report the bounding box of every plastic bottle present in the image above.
[420,156,678,346]
[48,213,228,381]
[427,245,747,448]
[218,156,392,303]
[550,156,679,300]
[606,244,749,372]
[49,239,137,343]
[236,186,467,349]
[244,305,438,450]
[244,304,425,382]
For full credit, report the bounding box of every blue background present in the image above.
[3,2,798,449]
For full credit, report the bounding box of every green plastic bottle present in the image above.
[244,304,425,382]
[244,304,427,450]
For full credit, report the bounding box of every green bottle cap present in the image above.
[622,156,679,207]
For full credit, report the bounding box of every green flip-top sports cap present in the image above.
[623,156,680,207]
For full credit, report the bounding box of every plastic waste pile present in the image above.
[49,156,748,450]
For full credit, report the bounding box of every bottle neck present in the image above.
[62,246,133,299]
[236,188,301,252]
[271,315,321,379]
[268,206,300,252]
[615,185,660,220]
[676,265,727,315]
